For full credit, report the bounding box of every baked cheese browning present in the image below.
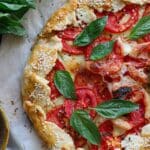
[22,0,150,149]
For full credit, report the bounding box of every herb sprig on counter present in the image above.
[0,0,35,36]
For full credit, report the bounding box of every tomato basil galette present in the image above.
[22,0,150,149]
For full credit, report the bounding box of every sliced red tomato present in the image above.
[46,106,67,128]
[128,101,145,128]
[96,5,139,33]
[62,39,84,55]
[138,35,150,51]
[64,100,75,118]
[90,145,99,150]
[143,34,150,42]
[104,74,121,83]
[58,27,82,40]
[90,121,114,150]
[53,59,65,70]
[47,60,65,100]
[99,120,113,138]
[76,88,97,108]
[58,27,84,55]
[94,83,112,102]
[74,135,87,148]
[124,55,150,68]
[125,66,148,83]
[75,69,102,88]
[143,4,150,16]
[75,69,112,102]
[64,88,97,118]
[85,35,111,60]
[86,41,123,76]
[89,120,114,150]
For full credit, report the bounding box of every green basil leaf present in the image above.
[0,0,35,8]
[0,0,35,18]
[0,2,27,12]
[74,16,107,46]
[129,16,150,40]
[90,40,115,60]
[0,13,26,36]
[54,70,77,100]
[70,110,100,145]
[94,99,139,119]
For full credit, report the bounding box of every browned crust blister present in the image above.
[22,0,150,149]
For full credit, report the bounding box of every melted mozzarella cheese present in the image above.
[113,126,126,137]
[76,7,96,24]
[53,96,65,106]
[141,124,150,137]
[59,54,85,79]
[121,133,150,150]
[48,36,63,51]
[111,0,125,12]
[112,118,132,130]
[117,38,134,56]
[121,134,144,150]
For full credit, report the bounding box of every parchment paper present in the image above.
[0,0,66,149]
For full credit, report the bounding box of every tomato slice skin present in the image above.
[143,4,150,16]
[58,27,84,55]
[128,101,145,128]
[143,34,150,42]
[124,55,150,68]
[58,27,82,40]
[47,60,65,100]
[86,41,123,76]
[62,39,84,55]
[46,106,67,128]
[99,120,113,138]
[75,69,112,103]
[90,121,118,150]
[64,88,97,118]
[75,69,102,88]
[96,5,139,33]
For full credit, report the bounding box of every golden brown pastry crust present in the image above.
[22,1,79,149]
[22,0,150,149]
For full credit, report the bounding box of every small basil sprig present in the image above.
[90,40,115,60]
[0,13,26,36]
[74,16,108,46]
[0,2,27,12]
[129,15,150,40]
[93,99,139,119]
[0,0,35,36]
[54,70,77,100]
[70,110,100,145]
